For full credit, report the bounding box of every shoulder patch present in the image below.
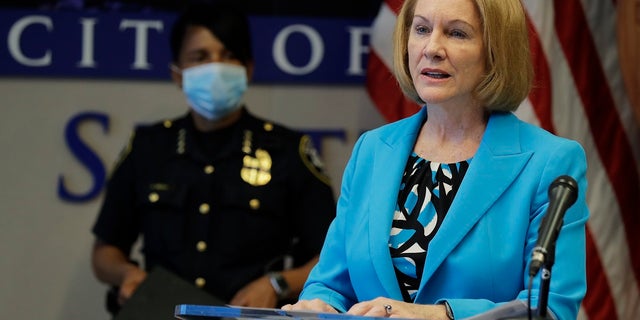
[299,135,331,186]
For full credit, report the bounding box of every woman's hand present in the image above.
[281,298,338,313]
[347,297,450,320]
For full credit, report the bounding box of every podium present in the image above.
[174,301,550,320]
[174,305,412,320]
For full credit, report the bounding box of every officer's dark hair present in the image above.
[170,1,253,66]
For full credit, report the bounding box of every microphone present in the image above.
[528,175,578,277]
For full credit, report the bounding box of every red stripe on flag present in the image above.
[384,0,404,14]
[366,51,419,122]
[583,229,619,319]
[553,0,640,293]
[525,14,555,133]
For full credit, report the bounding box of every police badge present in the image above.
[241,129,272,186]
[241,148,272,186]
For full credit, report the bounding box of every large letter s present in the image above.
[58,112,108,202]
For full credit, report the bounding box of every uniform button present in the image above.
[195,277,206,288]
[204,165,215,174]
[199,203,210,215]
[264,123,273,131]
[196,241,207,252]
[148,192,159,203]
[249,199,260,210]
[163,120,172,128]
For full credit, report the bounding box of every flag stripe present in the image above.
[367,0,420,121]
[370,2,398,69]
[525,15,554,133]
[580,0,640,172]
[366,51,419,121]
[584,230,618,319]
[385,0,403,13]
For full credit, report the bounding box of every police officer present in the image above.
[90,2,336,314]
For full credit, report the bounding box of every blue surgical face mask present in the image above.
[179,62,248,120]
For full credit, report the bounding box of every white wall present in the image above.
[0,78,385,319]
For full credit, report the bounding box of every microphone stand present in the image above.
[503,269,551,320]
[537,245,555,319]
[537,266,551,318]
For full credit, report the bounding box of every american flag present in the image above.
[365,0,640,319]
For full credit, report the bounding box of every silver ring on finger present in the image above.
[384,304,392,316]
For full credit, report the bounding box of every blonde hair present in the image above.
[392,0,533,111]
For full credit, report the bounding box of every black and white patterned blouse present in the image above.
[389,152,470,302]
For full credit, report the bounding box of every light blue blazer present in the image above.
[300,107,589,320]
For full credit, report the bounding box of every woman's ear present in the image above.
[170,64,183,89]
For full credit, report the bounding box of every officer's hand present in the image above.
[229,275,278,308]
[118,266,147,306]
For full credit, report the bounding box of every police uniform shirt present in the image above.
[92,107,336,302]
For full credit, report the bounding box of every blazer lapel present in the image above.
[417,112,533,294]
[368,108,426,299]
